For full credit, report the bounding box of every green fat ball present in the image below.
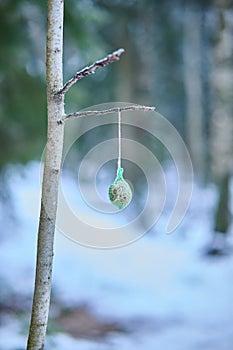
[108,168,132,209]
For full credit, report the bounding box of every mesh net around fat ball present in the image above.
[108,167,132,209]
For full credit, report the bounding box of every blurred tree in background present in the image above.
[209,0,233,248]
[0,0,232,235]
[0,1,49,167]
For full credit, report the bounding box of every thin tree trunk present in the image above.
[27,1,64,349]
[210,3,233,238]
[183,5,205,179]
[214,173,230,234]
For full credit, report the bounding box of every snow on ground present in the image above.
[0,161,233,350]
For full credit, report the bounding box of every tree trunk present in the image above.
[210,3,233,238]
[27,0,64,349]
[183,4,205,179]
[214,173,230,234]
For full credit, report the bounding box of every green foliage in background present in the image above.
[0,1,46,167]
[0,0,110,168]
[0,0,232,182]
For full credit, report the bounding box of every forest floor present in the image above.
[0,161,233,350]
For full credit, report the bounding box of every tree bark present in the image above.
[27,1,64,349]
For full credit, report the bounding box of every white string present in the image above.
[117,109,121,170]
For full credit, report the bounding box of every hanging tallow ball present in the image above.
[108,168,132,209]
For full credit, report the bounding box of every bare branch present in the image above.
[57,48,125,95]
[58,105,155,124]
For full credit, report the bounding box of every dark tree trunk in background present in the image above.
[214,174,230,234]
[183,4,205,179]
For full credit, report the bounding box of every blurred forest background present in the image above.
[1,0,232,237]
[0,0,233,349]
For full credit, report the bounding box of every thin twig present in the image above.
[58,105,155,123]
[57,48,125,95]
